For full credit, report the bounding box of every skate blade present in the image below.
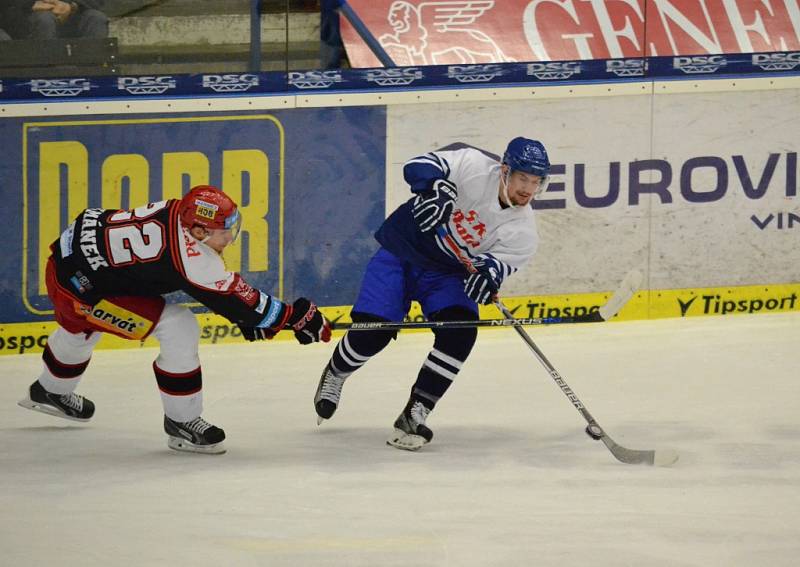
[17,397,91,423]
[167,436,226,455]
[317,416,325,426]
[386,429,428,451]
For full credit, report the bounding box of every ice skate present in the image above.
[18,380,95,422]
[387,399,433,451]
[314,363,347,424]
[164,415,226,454]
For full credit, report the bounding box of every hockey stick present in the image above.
[331,268,638,331]
[332,312,604,332]
[435,228,677,465]
[494,291,679,467]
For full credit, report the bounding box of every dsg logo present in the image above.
[527,61,581,80]
[752,52,800,71]
[606,58,646,77]
[117,76,177,95]
[30,78,92,97]
[673,55,727,74]
[288,70,343,89]
[202,74,259,93]
[364,68,423,86]
[447,64,504,83]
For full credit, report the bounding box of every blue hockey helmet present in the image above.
[502,137,550,177]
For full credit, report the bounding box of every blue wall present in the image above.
[0,107,386,322]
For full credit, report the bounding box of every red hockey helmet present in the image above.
[178,185,242,240]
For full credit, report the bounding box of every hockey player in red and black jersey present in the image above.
[18,185,331,454]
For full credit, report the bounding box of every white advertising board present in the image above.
[387,86,800,295]
[649,88,800,288]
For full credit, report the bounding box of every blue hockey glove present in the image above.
[412,179,457,232]
[463,255,505,305]
[464,272,499,305]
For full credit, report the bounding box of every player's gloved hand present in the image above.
[412,179,457,232]
[464,272,499,305]
[239,299,292,341]
[239,325,272,341]
[463,255,504,305]
[239,298,331,344]
[286,297,332,345]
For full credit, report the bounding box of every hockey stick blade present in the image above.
[598,269,643,321]
[599,432,679,467]
[495,299,678,467]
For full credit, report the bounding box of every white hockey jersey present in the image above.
[376,146,539,282]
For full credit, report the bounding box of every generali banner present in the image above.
[342,0,800,67]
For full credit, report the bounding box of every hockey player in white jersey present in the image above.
[314,137,550,450]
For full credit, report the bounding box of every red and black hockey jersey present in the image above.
[50,199,285,328]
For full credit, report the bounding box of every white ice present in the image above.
[1,313,799,567]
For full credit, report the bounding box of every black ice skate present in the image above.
[18,380,95,422]
[164,415,226,455]
[387,398,433,451]
[314,363,347,424]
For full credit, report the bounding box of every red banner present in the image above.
[341,0,800,67]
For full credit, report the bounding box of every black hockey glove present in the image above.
[239,299,293,341]
[239,325,272,341]
[411,179,457,232]
[239,298,331,344]
[286,297,332,345]
[463,256,504,305]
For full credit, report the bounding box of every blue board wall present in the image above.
[0,107,386,322]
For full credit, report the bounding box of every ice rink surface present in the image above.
[1,312,798,567]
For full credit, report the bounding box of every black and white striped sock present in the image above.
[329,329,393,377]
[412,347,464,408]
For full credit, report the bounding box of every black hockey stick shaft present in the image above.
[331,311,602,332]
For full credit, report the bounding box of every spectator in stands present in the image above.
[320,0,347,69]
[25,0,108,39]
